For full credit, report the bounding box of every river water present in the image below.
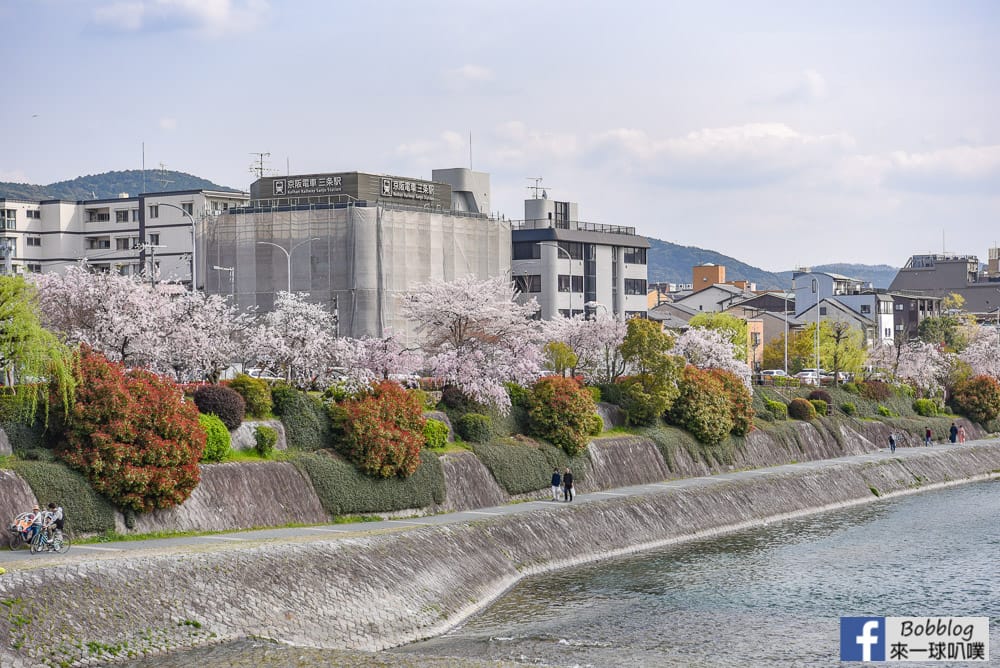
[120,479,999,667]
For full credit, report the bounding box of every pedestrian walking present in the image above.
[888,432,896,453]
[551,468,562,501]
[924,426,932,446]
[958,425,967,444]
[949,422,958,444]
[563,467,574,502]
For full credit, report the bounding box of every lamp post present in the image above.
[212,265,234,301]
[785,280,793,375]
[158,202,198,291]
[257,237,320,293]
[585,300,609,319]
[538,241,575,317]
[811,278,820,376]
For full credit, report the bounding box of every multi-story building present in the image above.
[792,269,894,345]
[0,190,249,282]
[889,250,1000,316]
[204,168,509,340]
[510,196,649,320]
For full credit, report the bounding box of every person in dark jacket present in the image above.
[949,422,958,443]
[551,468,562,501]
[563,467,574,502]
[888,432,896,453]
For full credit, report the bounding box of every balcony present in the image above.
[510,218,637,236]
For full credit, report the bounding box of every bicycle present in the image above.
[29,525,70,554]
[8,512,34,551]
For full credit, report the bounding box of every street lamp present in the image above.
[538,241,576,317]
[585,300,609,319]
[212,265,234,301]
[158,202,197,291]
[811,278,820,375]
[785,280,793,375]
[257,237,320,293]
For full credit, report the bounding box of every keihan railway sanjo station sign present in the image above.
[250,172,452,209]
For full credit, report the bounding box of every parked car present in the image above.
[760,369,789,377]
[794,370,822,385]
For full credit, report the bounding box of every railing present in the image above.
[509,218,637,235]
[227,196,490,220]
[86,213,111,223]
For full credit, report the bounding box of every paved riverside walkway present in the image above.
[1,440,994,570]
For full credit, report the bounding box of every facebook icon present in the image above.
[840,617,886,661]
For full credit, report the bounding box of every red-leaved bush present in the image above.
[949,375,1000,425]
[57,346,205,512]
[340,381,426,478]
[528,375,603,455]
[708,368,755,436]
[667,366,732,445]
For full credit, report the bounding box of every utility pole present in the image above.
[250,152,271,179]
[133,240,166,287]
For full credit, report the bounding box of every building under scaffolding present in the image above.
[202,169,509,341]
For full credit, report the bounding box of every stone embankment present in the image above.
[0,442,998,667]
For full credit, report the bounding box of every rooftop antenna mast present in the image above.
[155,163,174,190]
[250,152,271,179]
[526,177,550,199]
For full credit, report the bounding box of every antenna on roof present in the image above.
[155,163,174,189]
[249,152,272,179]
[526,177,550,199]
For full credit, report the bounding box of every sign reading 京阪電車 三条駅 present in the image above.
[249,172,452,209]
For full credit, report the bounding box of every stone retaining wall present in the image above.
[0,443,997,667]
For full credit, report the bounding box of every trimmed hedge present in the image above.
[765,399,788,420]
[788,397,817,420]
[289,449,445,516]
[807,389,832,405]
[950,375,1000,424]
[809,399,828,416]
[423,418,449,449]
[841,402,857,416]
[527,376,602,456]
[272,386,332,451]
[913,398,937,417]
[338,381,425,478]
[469,439,588,495]
[226,374,273,418]
[198,413,232,463]
[193,384,246,430]
[254,425,278,458]
[668,366,733,446]
[10,460,117,536]
[457,413,492,443]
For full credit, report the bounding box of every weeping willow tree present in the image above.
[0,276,74,421]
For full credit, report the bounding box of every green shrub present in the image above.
[198,413,232,463]
[290,449,445,516]
[596,382,625,408]
[423,418,449,449]
[877,405,893,417]
[527,376,602,456]
[272,386,332,451]
[337,381,425,478]
[913,398,938,417]
[457,413,492,443]
[841,402,857,416]
[809,399,828,416]
[765,399,787,420]
[57,347,204,513]
[667,366,733,445]
[587,386,602,403]
[505,382,531,409]
[193,384,246,430]
[788,397,817,420]
[807,389,832,405]
[709,369,754,436]
[11,460,117,536]
[254,425,278,458]
[468,440,552,495]
[841,382,861,395]
[226,374,272,418]
[949,375,1000,424]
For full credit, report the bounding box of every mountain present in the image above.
[646,237,899,291]
[0,170,241,201]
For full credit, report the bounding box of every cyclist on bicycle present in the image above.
[22,505,42,543]
[45,503,64,541]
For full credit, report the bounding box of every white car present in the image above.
[794,370,822,385]
[760,369,789,378]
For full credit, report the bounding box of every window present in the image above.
[624,311,647,320]
[131,209,139,222]
[26,264,42,273]
[884,328,892,338]
[115,210,129,223]
[558,275,584,292]
[512,242,541,260]
[86,210,110,223]
[181,202,193,215]
[26,237,41,247]
[26,210,40,220]
[148,205,159,219]
[623,247,647,264]
[86,237,111,250]
[860,304,871,314]
[1,210,15,229]
[895,303,904,311]
[116,238,132,250]
[819,307,827,316]
[148,234,160,245]
[515,274,541,293]
[624,278,647,295]
[557,241,584,260]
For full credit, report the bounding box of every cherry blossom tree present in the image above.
[256,292,343,388]
[401,275,541,411]
[674,326,751,388]
[960,325,1000,380]
[542,314,627,384]
[339,333,424,386]
[157,292,256,382]
[896,340,950,397]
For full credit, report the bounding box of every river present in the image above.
[120,479,999,667]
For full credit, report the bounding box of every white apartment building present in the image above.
[510,196,649,319]
[0,189,249,284]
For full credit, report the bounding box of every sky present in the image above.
[2,1,998,272]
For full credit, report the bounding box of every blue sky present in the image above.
[2,1,998,272]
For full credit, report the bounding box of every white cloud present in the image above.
[452,64,493,82]
[92,0,268,35]
[756,69,829,105]
[159,117,177,130]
